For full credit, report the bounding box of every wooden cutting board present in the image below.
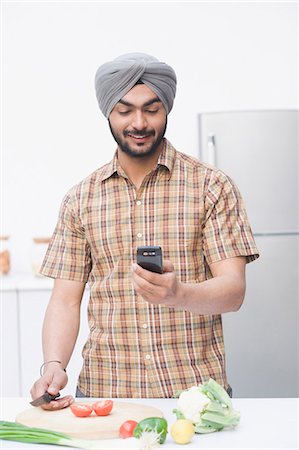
[16,401,164,440]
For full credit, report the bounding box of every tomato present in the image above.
[70,403,93,417]
[119,420,138,438]
[92,400,113,416]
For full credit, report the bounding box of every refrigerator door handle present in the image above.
[207,133,217,166]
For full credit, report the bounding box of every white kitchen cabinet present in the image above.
[0,290,20,396]
[19,288,90,397]
[18,289,49,395]
[1,275,90,397]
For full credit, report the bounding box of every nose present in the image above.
[131,110,148,130]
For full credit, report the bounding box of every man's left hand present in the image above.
[132,260,184,308]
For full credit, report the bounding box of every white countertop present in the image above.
[0,397,298,449]
[0,274,54,291]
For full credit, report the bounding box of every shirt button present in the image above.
[137,232,142,238]
[136,200,142,206]
[142,323,148,329]
[145,354,151,360]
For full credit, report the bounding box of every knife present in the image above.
[30,392,60,407]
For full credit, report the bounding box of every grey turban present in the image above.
[94,52,177,118]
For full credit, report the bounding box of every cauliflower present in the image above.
[176,386,210,423]
[173,379,240,434]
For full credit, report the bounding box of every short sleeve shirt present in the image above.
[40,139,259,398]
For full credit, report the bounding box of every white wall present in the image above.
[2,1,297,273]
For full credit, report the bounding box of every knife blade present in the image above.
[30,392,60,407]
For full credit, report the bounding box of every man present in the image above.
[30,53,259,410]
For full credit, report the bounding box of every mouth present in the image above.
[126,132,152,143]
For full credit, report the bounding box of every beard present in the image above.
[108,118,167,159]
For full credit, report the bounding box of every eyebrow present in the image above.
[117,97,161,108]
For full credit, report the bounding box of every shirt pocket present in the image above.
[151,225,200,283]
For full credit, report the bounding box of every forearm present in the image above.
[31,279,84,409]
[132,256,246,315]
[178,274,246,315]
[42,296,81,370]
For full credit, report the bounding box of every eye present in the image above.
[145,109,159,114]
[118,110,131,115]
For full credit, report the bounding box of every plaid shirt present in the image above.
[40,139,259,398]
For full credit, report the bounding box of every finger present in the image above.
[42,395,74,411]
[30,379,51,400]
[162,259,174,273]
[132,271,155,295]
[47,383,61,396]
[132,272,165,301]
[132,263,166,286]
[47,371,68,395]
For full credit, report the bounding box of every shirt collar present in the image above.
[156,138,176,179]
[101,138,176,182]
[101,152,119,182]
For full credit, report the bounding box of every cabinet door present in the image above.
[18,290,48,396]
[18,289,89,397]
[1,291,20,396]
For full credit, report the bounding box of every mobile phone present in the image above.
[137,246,163,274]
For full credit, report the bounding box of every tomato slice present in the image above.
[119,420,138,438]
[70,403,93,417]
[92,400,113,416]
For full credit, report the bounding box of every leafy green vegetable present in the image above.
[202,378,233,409]
[172,378,240,434]
[133,417,168,443]
[0,421,103,449]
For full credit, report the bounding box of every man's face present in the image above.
[108,84,167,159]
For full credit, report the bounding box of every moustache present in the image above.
[124,130,154,137]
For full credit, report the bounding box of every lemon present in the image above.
[170,419,195,444]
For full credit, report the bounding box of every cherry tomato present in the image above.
[92,400,113,416]
[119,420,138,438]
[70,403,93,417]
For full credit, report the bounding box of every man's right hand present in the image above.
[30,365,74,410]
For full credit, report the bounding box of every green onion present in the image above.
[0,421,105,449]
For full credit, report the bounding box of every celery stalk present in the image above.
[201,378,232,409]
[201,410,240,428]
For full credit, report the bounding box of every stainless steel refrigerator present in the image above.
[198,110,298,397]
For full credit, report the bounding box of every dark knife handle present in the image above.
[43,392,60,403]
